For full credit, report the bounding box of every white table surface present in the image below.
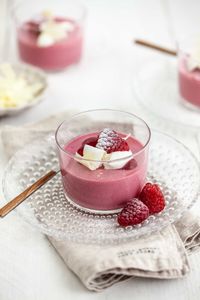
[0,0,200,299]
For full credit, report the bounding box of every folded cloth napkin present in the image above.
[1,111,200,292]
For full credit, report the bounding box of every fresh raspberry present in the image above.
[96,128,129,153]
[117,139,130,152]
[117,198,149,227]
[77,137,98,156]
[139,183,165,214]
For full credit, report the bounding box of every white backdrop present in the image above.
[0,0,200,299]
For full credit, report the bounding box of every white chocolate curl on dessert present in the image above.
[75,145,106,171]
[187,40,200,71]
[37,11,74,47]
[75,144,133,171]
[0,64,43,108]
[103,150,133,169]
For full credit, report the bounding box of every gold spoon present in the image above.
[0,170,59,217]
[134,39,177,56]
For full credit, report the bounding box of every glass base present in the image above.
[181,97,200,113]
[64,191,122,215]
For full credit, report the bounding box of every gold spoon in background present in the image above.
[134,39,177,56]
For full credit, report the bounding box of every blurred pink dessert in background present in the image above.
[179,56,200,108]
[58,130,148,212]
[178,35,200,109]
[17,15,83,71]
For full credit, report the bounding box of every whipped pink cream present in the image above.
[17,17,83,71]
[58,132,148,211]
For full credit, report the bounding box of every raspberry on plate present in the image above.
[118,198,149,227]
[139,183,165,214]
[96,128,129,153]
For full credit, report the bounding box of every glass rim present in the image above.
[55,109,151,163]
[11,0,87,26]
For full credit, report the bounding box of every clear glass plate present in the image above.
[2,131,200,245]
[133,57,200,130]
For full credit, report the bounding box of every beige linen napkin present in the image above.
[1,111,200,292]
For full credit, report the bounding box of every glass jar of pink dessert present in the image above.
[178,34,200,110]
[55,109,151,213]
[12,0,86,71]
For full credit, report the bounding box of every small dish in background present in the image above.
[0,63,47,116]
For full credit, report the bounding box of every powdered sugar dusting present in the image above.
[96,128,129,153]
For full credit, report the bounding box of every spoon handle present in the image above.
[0,170,59,218]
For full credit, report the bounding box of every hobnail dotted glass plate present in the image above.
[2,131,200,245]
[133,57,200,130]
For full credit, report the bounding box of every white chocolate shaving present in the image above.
[103,151,133,169]
[187,55,200,71]
[37,33,54,47]
[0,64,43,108]
[75,145,106,171]
[75,144,133,171]
[187,40,200,71]
[37,15,75,47]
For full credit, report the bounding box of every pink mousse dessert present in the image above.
[58,128,148,212]
[179,56,200,108]
[17,14,83,71]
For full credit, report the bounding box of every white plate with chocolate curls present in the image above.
[0,63,47,116]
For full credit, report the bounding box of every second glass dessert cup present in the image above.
[55,109,151,213]
[178,34,200,110]
[12,0,86,71]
